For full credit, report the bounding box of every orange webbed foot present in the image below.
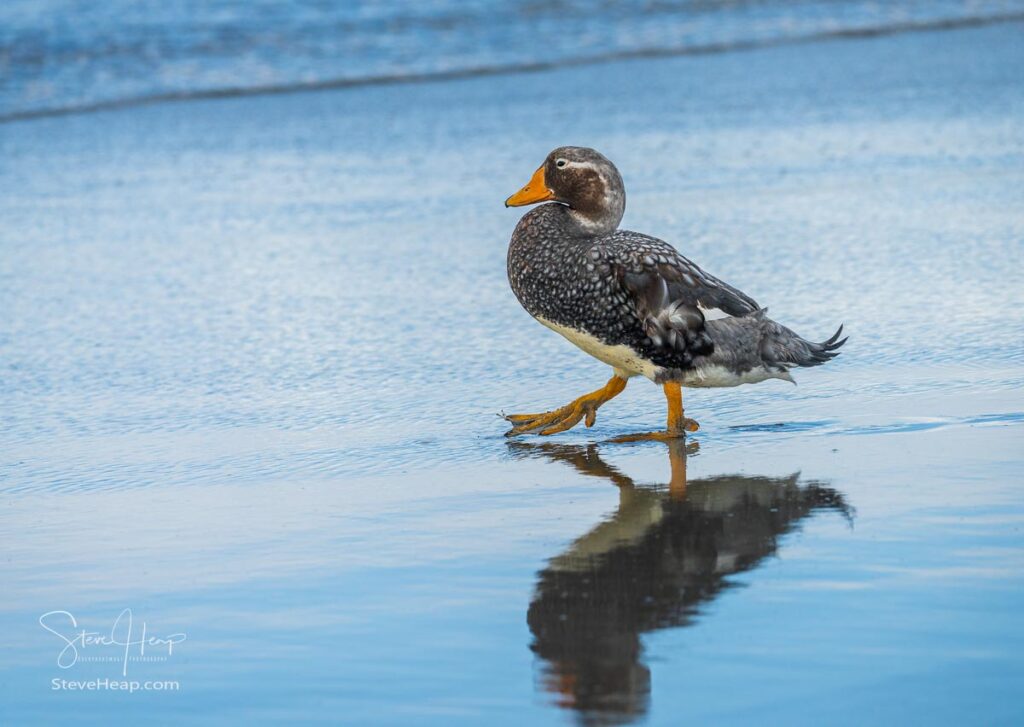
[503,376,627,437]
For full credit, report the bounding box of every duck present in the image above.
[503,146,846,438]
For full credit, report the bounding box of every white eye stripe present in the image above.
[555,159,599,171]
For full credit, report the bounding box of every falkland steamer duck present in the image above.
[504,147,845,437]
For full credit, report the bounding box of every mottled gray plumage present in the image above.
[506,146,845,385]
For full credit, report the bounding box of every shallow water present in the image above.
[2,20,1024,726]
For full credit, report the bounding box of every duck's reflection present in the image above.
[510,440,852,726]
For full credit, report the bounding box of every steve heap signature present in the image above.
[39,609,186,676]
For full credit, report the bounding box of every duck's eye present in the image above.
[555,158,568,169]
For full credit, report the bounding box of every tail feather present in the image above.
[760,315,847,370]
[697,309,846,382]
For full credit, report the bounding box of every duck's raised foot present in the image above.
[504,376,628,436]
[503,401,596,436]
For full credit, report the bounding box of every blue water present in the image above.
[1,7,1024,727]
[3,0,1024,119]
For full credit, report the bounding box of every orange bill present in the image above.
[505,165,556,207]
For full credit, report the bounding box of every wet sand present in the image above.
[2,20,1023,726]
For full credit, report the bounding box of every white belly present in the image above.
[678,364,789,388]
[535,316,659,380]
[535,315,790,388]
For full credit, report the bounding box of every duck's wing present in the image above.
[595,230,759,318]
[590,231,760,364]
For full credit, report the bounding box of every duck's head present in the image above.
[506,146,625,235]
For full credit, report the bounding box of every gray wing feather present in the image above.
[591,231,846,373]
[592,231,735,363]
[596,231,759,317]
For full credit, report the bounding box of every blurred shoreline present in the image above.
[4,1,1024,123]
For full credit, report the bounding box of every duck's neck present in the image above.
[567,185,625,237]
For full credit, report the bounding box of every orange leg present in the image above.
[663,382,699,434]
[504,376,628,436]
[607,382,699,443]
